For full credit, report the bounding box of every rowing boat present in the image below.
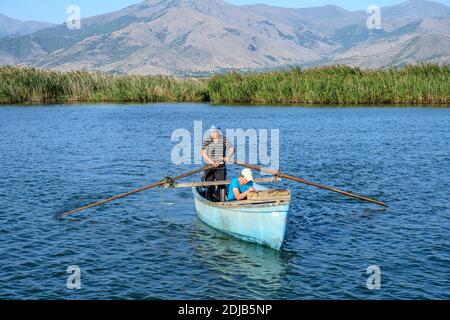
[192,183,291,250]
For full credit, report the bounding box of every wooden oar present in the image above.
[61,165,214,217]
[231,160,387,207]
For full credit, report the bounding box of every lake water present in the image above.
[0,104,449,300]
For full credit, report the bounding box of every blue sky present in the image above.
[1,0,450,23]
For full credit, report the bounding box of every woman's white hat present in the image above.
[241,168,254,182]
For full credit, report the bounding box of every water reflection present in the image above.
[190,218,295,295]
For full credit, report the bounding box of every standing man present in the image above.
[202,126,235,201]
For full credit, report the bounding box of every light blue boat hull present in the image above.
[192,186,290,250]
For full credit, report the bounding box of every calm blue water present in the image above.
[0,104,449,300]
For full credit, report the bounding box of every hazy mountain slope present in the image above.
[243,4,367,33]
[378,0,450,30]
[331,18,450,67]
[0,14,54,38]
[0,0,449,75]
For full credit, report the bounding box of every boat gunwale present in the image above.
[192,186,291,209]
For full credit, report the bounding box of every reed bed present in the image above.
[0,64,448,105]
[0,66,208,104]
[207,64,450,105]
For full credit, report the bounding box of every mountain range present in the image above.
[0,0,449,75]
[0,13,54,38]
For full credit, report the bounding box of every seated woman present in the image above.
[227,169,256,201]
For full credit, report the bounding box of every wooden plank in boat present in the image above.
[218,198,291,207]
[175,177,281,188]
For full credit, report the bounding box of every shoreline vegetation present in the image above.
[0,65,449,105]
